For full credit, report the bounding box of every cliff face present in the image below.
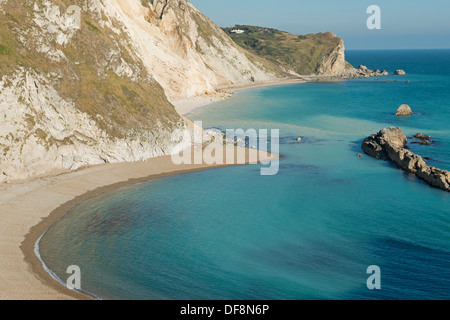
[1,0,274,182]
[0,0,361,183]
[119,0,276,100]
[317,38,347,75]
[0,67,189,182]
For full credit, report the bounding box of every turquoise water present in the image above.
[39,50,450,300]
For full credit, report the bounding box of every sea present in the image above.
[39,49,450,300]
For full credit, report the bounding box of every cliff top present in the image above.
[223,25,349,75]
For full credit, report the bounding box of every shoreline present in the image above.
[2,74,350,300]
[0,75,331,300]
[0,69,388,300]
[0,73,363,300]
[171,76,309,116]
[171,75,355,116]
[0,144,276,300]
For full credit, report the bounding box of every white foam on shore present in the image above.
[34,230,101,300]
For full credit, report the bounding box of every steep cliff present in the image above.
[122,0,277,100]
[0,0,370,183]
[0,0,277,182]
[317,37,347,75]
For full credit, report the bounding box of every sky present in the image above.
[189,0,450,50]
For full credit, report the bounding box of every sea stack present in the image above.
[394,70,406,75]
[395,104,413,116]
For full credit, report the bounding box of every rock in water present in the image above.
[352,65,389,78]
[395,104,413,116]
[414,133,431,140]
[394,70,406,75]
[361,127,407,160]
[411,133,434,145]
[361,127,450,192]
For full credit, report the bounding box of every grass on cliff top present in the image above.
[222,25,342,75]
[190,14,284,78]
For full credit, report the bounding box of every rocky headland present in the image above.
[362,127,450,192]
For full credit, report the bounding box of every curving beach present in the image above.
[0,75,294,300]
[0,75,290,300]
[0,142,277,300]
[2,0,449,302]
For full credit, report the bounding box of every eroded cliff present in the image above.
[0,0,366,183]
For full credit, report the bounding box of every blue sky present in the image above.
[189,0,450,49]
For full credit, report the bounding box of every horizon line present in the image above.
[346,47,450,51]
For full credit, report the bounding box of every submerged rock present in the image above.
[414,133,431,140]
[395,104,413,116]
[410,133,434,145]
[361,127,450,192]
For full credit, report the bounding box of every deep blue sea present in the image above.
[39,50,450,300]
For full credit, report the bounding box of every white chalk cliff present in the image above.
[0,0,349,183]
[122,0,277,100]
[0,0,279,182]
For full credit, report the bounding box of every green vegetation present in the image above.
[0,44,10,55]
[35,128,48,141]
[223,25,342,75]
[192,12,225,55]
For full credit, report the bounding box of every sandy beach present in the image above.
[171,75,348,116]
[171,77,308,116]
[0,76,299,300]
[0,74,341,300]
[0,143,277,300]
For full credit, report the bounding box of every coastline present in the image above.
[171,77,309,116]
[171,75,356,116]
[0,74,346,300]
[0,76,342,300]
[1,144,276,300]
[1,74,350,300]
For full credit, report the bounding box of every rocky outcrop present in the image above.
[148,0,170,19]
[343,65,389,79]
[395,104,413,116]
[410,133,434,145]
[394,70,406,75]
[414,133,431,140]
[362,127,450,192]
